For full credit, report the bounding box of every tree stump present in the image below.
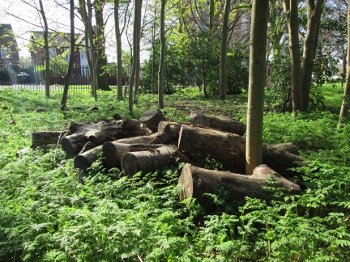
[178,163,301,211]
[190,111,246,135]
[140,108,167,133]
[121,145,177,176]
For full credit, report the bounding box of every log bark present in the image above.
[271,142,300,156]
[116,133,158,144]
[62,117,145,157]
[190,111,246,136]
[178,163,301,211]
[140,108,167,132]
[102,142,164,167]
[31,131,66,147]
[178,124,246,172]
[148,121,187,144]
[74,145,103,169]
[121,145,177,176]
[178,125,304,177]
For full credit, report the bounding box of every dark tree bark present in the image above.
[31,131,65,147]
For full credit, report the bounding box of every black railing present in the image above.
[0,63,126,92]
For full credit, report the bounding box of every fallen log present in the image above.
[102,142,164,167]
[140,108,167,133]
[121,145,177,176]
[74,145,103,169]
[62,117,146,157]
[190,111,246,136]
[31,131,66,147]
[148,121,187,144]
[178,125,304,176]
[271,142,300,156]
[178,163,301,211]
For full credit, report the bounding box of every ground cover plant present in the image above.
[0,85,350,261]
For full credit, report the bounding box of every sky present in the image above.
[0,0,122,62]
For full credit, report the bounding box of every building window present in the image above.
[1,48,12,59]
[80,51,87,60]
[81,65,90,76]
[49,47,57,58]
[65,53,71,62]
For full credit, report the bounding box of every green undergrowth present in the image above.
[1,88,350,261]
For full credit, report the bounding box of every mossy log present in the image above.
[178,163,301,211]
[190,111,246,136]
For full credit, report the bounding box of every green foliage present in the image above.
[0,88,350,260]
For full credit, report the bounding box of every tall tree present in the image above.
[61,0,75,110]
[128,0,142,114]
[284,0,303,113]
[219,0,231,100]
[158,0,166,109]
[245,0,269,175]
[338,2,350,129]
[38,0,50,98]
[300,0,325,111]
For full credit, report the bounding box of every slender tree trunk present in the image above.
[245,0,269,175]
[61,0,75,111]
[114,0,124,100]
[129,0,142,114]
[38,0,50,98]
[219,0,230,100]
[158,0,166,109]
[338,3,350,129]
[300,0,325,111]
[95,1,110,91]
[284,0,303,113]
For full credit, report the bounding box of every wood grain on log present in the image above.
[116,133,158,144]
[121,145,177,176]
[190,111,246,135]
[178,163,301,211]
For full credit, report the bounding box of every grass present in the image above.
[1,85,350,261]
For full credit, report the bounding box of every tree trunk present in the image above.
[158,0,166,109]
[61,0,75,110]
[114,0,124,100]
[102,142,164,167]
[284,0,304,113]
[338,3,350,129]
[74,145,102,169]
[190,111,246,135]
[245,0,269,175]
[121,145,177,176]
[38,0,50,98]
[140,108,167,133]
[219,0,230,100]
[300,0,325,111]
[178,163,301,212]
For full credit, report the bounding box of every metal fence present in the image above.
[0,63,124,92]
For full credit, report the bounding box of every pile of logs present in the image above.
[27,108,305,208]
